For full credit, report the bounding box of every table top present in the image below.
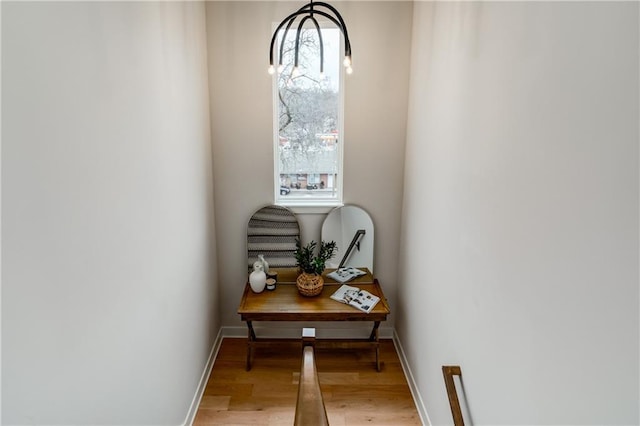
[238,268,390,322]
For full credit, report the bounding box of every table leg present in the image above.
[246,321,256,371]
[369,321,381,372]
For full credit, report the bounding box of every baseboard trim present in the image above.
[222,326,246,338]
[393,330,431,426]
[182,328,223,426]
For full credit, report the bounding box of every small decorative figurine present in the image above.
[258,254,269,274]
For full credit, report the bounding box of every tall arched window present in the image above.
[272,26,344,208]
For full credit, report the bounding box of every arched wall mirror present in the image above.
[247,205,300,271]
[321,205,374,272]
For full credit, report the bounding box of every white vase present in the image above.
[249,264,267,293]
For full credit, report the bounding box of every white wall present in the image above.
[399,2,638,425]
[2,2,218,424]
[205,2,412,334]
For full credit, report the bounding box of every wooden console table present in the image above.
[237,268,390,371]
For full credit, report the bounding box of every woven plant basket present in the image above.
[296,272,324,297]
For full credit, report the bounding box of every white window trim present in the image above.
[284,204,344,215]
[272,24,345,211]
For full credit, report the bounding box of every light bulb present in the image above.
[343,56,351,67]
[268,65,275,75]
[346,66,353,75]
[292,66,300,77]
[320,71,325,80]
[278,64,284,73]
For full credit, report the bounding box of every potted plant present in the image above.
[294,239,337,296]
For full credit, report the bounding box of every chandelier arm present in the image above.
[308,2,351,56]
[300,9,351,58]
[279,17,298,67]
[294,15,315,69]
[270,2,351,72]
[308,16,324,74]
[269,8,306,66]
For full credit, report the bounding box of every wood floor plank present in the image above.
[194,337,421,425]
[203,382,254,397]
[325,384,416,399]
[344,410,422,426]
[315,372,361,385]
[197,396,231,410]
[228,395,302,411]
[252,382,299,396]
[194,409,295,425]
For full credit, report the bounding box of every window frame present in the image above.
[272,24,345,212]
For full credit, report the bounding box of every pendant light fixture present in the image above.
[268,1,352,76]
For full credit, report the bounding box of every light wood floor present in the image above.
[193,338,422,425]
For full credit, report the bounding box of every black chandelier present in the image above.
[268,1,352,76]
